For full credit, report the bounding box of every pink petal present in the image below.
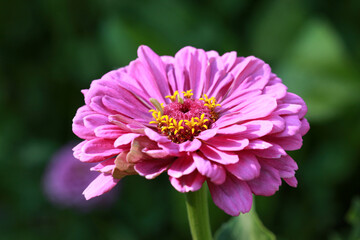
[84,78,120,106]
[220,89,260,112]
[114,133,141,147]
[81,89,88,96]
[157,141,181,155]
[248,164,281,196]
[252,144,286,158]
[246,139,272,150]
[83,114,109,130]
[89,95,115,116]
[72,105,96,139]
[284,176,298,187]
[164,63,177,94]
[221,51,237,72]
[263,82,287,100]
[275,103,302,116]
[275,115,301,137]
[179,139,202,152]
[144,128,171,143]
[94,125,124,139]
[90,158,116,173]
[232,57,270,90]
[73,141,86,160]
[206,72,234,101]
[225,153,261,181]
[109,114,146,132]
[134,159,173,179]
[280,93,307,118]
[216,125,247,134]
[115,71,153,102]
[208,175,253,216]
[269,133,303,151]
[142,149,169,158]
[239,120,274,139]
[187,48,208,99]
[262,155,298,178]
[192,152,226,185]
[200,144,239,164]
[83,173,120,200]
[169,171,206,193]
[137,45,170,102]
[173,46,208,98]
[300,118,310,136]
[236,95,277,116]
[102,95,150,121]
[204,56,224,95]
[196,128,218,141]
[217,95,277,127]
[266,115,285,134]
[78,138,121,162]
[127,61,165,104]
[168,154,196,178]
[206,136,249,151]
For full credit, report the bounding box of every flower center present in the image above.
[149,90,220,143]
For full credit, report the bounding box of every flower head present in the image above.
[72,45,309,216]
[43,142,118,211]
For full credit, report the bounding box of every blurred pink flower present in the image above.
[72,45,309,216]
[43,142,118,211]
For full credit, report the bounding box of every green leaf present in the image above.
[215,207,276,240]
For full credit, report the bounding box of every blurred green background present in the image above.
[1,0,360,239]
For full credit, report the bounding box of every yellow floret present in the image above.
[182,90,193,99]
[170,119,184,135]
[185,117,198,134]
[149,111,162,125]
[195,113,209,129]
[165,91,179,102]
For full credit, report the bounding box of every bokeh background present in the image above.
[1,0,360,239]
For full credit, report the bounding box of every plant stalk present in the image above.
[185,185,213,240]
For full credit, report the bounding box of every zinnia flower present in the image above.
[43,142,118,210]
[72,45,309,216]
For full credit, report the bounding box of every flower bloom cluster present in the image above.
[72,45,309,216]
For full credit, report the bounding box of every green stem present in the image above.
[185,185,213,240]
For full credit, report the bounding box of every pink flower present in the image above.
[72,45,309,216]
[43,142,118,211]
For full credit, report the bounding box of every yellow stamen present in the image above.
[170,119,184,135]
[195,113,209,129]
[182,90,193,99]
[165,91,179,102]
[199,94,209,103]
[149,111,162,125]
[185,117,198,134]
[201,95,221,111]
[161,124,172,132]
[161,115,172,126]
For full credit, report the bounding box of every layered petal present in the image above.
[225,153,261,181]
[83,173,120,200]
[192,152,226,185]
[170,171,206,192]
[208,175,253,216]
[248,163,282,196]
